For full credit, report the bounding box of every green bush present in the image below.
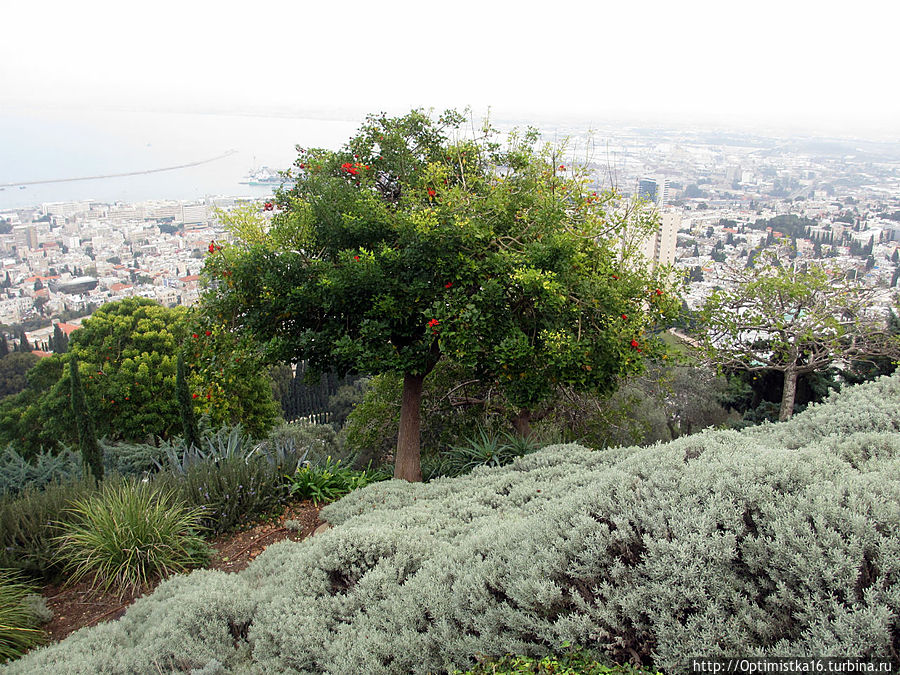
[0,570,44,664]
[6,374,900,674]
[54,480,209,597]
[156,455,290,536]
[287,457,389,505]
[0,478,97,579]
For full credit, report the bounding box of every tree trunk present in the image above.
[779,367,798,422]
[512,408,532,439]
[394,372,425,482]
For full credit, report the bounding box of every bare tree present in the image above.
[700,253,900,421]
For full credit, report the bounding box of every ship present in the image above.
[239,166,289,186]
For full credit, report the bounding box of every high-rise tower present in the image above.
[637,175,668,208]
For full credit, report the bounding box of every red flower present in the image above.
[427,319,440,328]
[630,339,640,349]
[205,330,211,336]
[621,314,627,320]
[192,393,198,399]
[445,282,453,289]
[655,288,663,296]
[427,189,436,198]
[207,394,211,400]
[299,163,305,169]
[263,202,274,211]
[192,333,199,339]
[558,164,565,171]
[209,242,215,253]
[354,255,360,261]
[612,274,619,280]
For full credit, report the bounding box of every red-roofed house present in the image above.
[178,274,201,291]
[23,275,60,284]
[56,322,81,337]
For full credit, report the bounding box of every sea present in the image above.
[0,107,365,211]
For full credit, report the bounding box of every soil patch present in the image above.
[40,500,324,644]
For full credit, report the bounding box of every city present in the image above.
[2,122,897,349]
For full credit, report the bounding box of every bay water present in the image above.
[0,107,363,210]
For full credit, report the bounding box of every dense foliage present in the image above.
[0,353,38,399]
[69,356,102,482]
[0,298,278,454]
[202,110,677,480]
[7,373,898,674]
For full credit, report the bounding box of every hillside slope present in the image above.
[5,374,899,674]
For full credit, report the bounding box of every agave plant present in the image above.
[443,428,542,477]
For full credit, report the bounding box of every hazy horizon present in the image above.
[3,1,899,144]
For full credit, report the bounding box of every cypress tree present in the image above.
[18,330,32,353]
[0,335,7,358]
[176,352,202,450]
[70,356,103,482]
[51,324,68,354]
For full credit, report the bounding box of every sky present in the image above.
[2,0,899,140]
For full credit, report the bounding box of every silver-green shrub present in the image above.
[0,446,82,497]
[5,374,899,674]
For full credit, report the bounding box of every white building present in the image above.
[639,208,680,269]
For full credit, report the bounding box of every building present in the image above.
[637,175,668,208]
[639,209,681,269]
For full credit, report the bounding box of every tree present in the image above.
[0,352,39,398]
[16,330,32,353]
[0,298,278,452]
[49,324,68,354]
[700,254,900,421]
[203,109,675,480]
[34,295,49,316]
[70,355,103,482]
[176,352,201,450]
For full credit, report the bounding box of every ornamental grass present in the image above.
[0,570,44,664]
[54,480,209,598]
